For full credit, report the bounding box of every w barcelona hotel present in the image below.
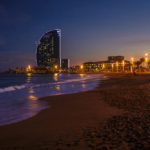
[36,29,69,70]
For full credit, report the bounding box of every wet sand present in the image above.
[0,74,150,149]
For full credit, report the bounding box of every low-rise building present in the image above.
[82,56,130,72]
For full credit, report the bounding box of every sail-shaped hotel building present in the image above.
[36,29,61,69]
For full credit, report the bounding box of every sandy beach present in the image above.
[0,73,150,150]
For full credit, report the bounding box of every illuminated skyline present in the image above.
[1,0,150,71]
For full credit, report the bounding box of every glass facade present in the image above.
[37,29,61,68]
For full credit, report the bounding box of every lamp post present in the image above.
[131,57,134,73]
[145,53,149,69]
[54,65,58,72]
[26,65,31,73]
[80,65,83,69]
[116,62,119,72]
[80,65,84,72]
[102,64,105,71]
[54,65,58,70]
[122,60,125,72]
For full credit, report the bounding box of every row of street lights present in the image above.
[80,53,150,72]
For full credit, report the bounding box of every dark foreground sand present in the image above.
[0,74,150,150]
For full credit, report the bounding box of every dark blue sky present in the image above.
[1,0,150,71]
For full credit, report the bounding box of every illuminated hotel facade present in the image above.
[37,29,61,69]
[83,56,131,72]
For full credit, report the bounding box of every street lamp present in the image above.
[131,57,134,73]
[122,60,125,72]
[102,64,105,71]
[80,65,83,69]
[26,65,31,72]
[80,65,84,72]
[54,65,58,69]
[116,62,119,72]
[145,53,149,69]
[145,53,148,57]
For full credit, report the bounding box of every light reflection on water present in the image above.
[81,83,86,88]
[26,73,32,83]
[29,87,34,93]
[79,74,85,77]
[55,85,61,91]
[28,95,38,101]
[53,73,58,81]
[0,74,101,126]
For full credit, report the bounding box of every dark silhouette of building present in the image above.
[61,59,70,70]
[37,29,61,69]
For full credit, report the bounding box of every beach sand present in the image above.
[0,74,150,149]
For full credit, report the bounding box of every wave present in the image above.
[0,75,100,94]
[0,85,26,93]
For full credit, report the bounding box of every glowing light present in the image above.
[54,73,58,76]
[80,65,84,69]
[122,60,125,71]
[145,53,149,63]
[131,57,134,64]
[28,65,31,70]
[53,73,58,81]
[145,53,148,57]
[145,57,149,63]
[130,57,134,73]
[79,74,84,77]
[54,65,58,69]
[55,85,60,90]
[116,62,119,66]
[102,64,105,69]
[26,65,31,72]
[29,95,38,101]
[116,62,119,72]
[27,73,31,76]
[29,87,34,94]
[26,73,32,83]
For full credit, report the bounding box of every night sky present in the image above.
[1,0,150,71]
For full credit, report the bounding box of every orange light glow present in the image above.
[54,65,58,69]
[102,64,105,69]
[29,95,38,101]
[80,65,83,69]
[131,57,134,64]
[116,62,119,66]
[145,53,148,57]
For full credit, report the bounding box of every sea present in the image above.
[0,73,103,126]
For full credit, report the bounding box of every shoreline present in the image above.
[0,73,102,126]
[0,73,150,149]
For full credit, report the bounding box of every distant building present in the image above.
[61,59,70,70]
[83,56,130,72]
[37,29,61,69]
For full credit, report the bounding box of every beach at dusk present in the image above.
[0,73,150,149]
[1,0,150,149]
